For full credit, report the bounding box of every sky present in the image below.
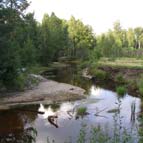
[27,0,143,34]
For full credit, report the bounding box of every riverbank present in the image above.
[83,58,143,97]
[0,78,86,110]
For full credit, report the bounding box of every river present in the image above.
[0,64,141,143]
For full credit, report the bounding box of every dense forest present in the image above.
[1,0,143,90]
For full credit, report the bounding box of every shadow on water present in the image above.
[0,105,39,143]
[42,64,92,92]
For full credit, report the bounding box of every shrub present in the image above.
[14,73,26,91]
[116,86,126,95]
[89,69,108,80]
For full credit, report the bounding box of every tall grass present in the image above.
[116,86,126,96]
[77,107,87,116]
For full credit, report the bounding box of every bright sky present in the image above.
[28,0,143,34]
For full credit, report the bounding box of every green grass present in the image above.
[137,76,143,97]
[97,57,143,69]
[116,86,126,95]
[77,107,87,116]
[89,69,108,80]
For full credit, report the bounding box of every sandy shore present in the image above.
[0,79,86,109]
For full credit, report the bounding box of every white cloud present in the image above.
[27,0,143,34]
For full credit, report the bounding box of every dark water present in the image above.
[0,65,141,143]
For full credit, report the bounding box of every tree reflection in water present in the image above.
[0,105,39,143]
[0,127,37,143]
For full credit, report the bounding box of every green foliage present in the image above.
[0,5,97,89]
[77,124,86,143]
[76,123,135,143]
[116,86,126,95]
[94,21,143,60]
[137,76,143,97]
[89,69,108,80]
[39,13,70,65]
[115,74,125,84]
[0,0,38,89]
[77,107,87,116]
[90,126,110,143]
[21,38,36,66]
[68,16,96,59]
[13,73,27,91]
[98,57,143,69]
[2,0,143,92]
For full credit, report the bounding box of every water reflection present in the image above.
[33,85,141,143]
[0,85,141,143]
[0,105,39,143]
[42,65,92,91]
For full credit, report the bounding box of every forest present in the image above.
[1,0,143,90]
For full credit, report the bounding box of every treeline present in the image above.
[0,0,95,89]
[96,21,143,58]
[1,0,143,90]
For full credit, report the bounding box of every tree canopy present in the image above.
[1,1,143,90]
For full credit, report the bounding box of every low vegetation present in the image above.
[116,86,126,96]
[77,107,87,116]
[89,69,108,80]
[49,124,137,143]
[115,73,126,84]
[97,57,143,69]
[138,76,143,97]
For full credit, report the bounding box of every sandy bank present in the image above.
[0,79,86,109]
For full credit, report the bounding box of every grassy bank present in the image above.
[97,57,143,69]
[88,57,143,97]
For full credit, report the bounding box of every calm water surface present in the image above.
[0,65,141,143]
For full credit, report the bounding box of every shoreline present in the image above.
[0,79,86,110]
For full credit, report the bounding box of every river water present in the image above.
[0,65,141,143]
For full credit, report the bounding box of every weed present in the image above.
[138,76,143,97]
[89,69,108,80]
[116,86,126,95]
[77,107,87,116]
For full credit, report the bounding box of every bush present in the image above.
[13,73,40,91]
[14,73,26,91]
[116,86,126,95]
[90,69,108,80]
